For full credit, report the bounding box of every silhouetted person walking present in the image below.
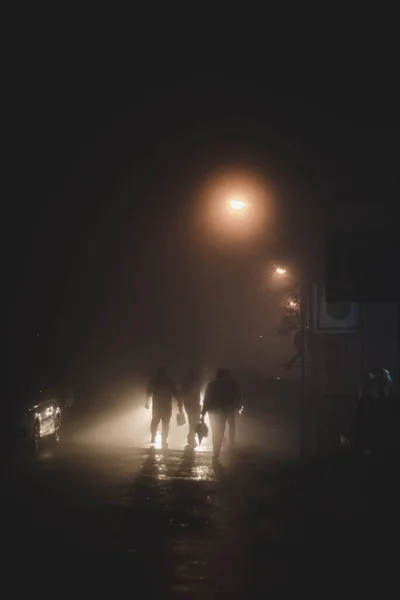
[181,369,202,447]
[146,367,182,449]
[201,368,241,467]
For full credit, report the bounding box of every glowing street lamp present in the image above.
[275,266,287,275]
[229,199,246,211]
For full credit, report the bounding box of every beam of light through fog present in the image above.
[69,387,298,458]
[71,392,212,453]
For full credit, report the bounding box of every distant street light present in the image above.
[275,266,287,275]
[229,199,246,211]
[197,169,271,246]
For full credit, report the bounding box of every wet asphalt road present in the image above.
[1,422,399,596]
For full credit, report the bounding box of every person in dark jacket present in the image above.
[201,368,241,466]
[353,367,393,454]
[181,369,202,447]
[146,366,182,449]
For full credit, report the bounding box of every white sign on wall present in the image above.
[312,284,359,334]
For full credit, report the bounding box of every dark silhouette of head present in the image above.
[216,368,230,379]
[157,366,167,377]
[372,367,392,397]
[187,368,199,381]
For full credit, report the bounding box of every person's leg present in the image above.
[187,414,194,445]
[228,410,236,450]
[184,404,193,444]
[187,410,199,445]
[161,410,172,447]
[150,409,161,443]
[209,412,226,462]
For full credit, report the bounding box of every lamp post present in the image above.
[273,260,308,458]
[215,192,310,457]
[299,275,309,459]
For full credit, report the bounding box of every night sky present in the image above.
[6,55,399,398]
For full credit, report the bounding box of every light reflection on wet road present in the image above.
[2,428,298,597]
[2,413,396,595]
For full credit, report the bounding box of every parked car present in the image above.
[14,389,62,453]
